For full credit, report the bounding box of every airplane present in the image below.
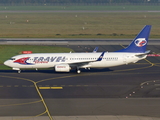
[93,47,99,53]
[4,25,151,74]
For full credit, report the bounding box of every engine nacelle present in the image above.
[55,64,71,72]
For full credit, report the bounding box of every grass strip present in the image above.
[0,12,160,38]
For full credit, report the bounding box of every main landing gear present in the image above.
[76,67,90,74]
[77,69,81,74]
[76,67,81,74]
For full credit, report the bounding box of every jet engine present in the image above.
[55,64,71,72]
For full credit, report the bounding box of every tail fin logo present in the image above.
[134,38,147,47]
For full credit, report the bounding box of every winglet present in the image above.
[93,47,99,53]
[97,51,105,61]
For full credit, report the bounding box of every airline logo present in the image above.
[33,56,66,63]
[14,57,33,65]
[134,38,147,47]
[14,56,66,65]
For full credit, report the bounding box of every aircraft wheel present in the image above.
[18,70,21,74]
[77,70,81,74]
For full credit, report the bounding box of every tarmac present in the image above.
[0,42,160,120]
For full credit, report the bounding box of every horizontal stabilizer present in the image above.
[135,50,151,57]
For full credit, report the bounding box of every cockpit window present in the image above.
[10,58,16,60]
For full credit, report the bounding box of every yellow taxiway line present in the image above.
[39,87,63,89]
[0,75,53,120]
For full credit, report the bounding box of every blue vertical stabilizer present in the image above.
[116,25,151,53]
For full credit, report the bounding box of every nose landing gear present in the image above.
[18,70,21,74]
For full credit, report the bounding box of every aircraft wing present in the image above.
[69,51,105,67]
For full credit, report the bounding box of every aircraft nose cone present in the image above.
[4,60,10,66]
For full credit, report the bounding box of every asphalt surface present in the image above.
[1,38,160,45]
[0,45,160,119]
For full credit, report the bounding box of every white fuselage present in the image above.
[3,25,151,73]
[4,52,147,70]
